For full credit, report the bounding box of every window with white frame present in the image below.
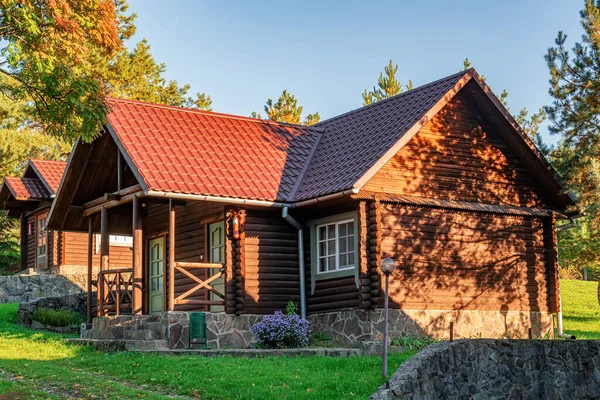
[316,218,355,274]
[109,235,133,247]
[307,211,360,294]
[316,219,356,274]
[95,234,133,253]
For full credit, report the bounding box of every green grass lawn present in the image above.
[561,279,600,339]
[0,303,414,399]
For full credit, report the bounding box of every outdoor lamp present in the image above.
[380,258,396,275]
[380,257,396,387]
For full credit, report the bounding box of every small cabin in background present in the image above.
[0,159,132,288]
[6,68,577,348]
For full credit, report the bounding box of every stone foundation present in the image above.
[89,308,553,350]
[308,309,554,346]
[91,312,263,349]
[167,312,264,349]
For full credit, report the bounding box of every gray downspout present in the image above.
[282,207,306,319]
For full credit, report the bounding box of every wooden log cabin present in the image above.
[46,68,577,340]
[0,159,132,288]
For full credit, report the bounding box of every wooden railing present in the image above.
[173,262,224,306]
[98,268,133,316]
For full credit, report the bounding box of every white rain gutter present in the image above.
[282,207,307,319]
[146,188,360,320]
[146,188,360,209]
[146,191,287,208]
[289,188,360,208]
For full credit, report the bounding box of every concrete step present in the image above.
[64,338,168,352]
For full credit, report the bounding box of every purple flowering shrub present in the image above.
[251,311,310,348]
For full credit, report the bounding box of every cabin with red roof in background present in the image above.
[35,68,577,348]
[0,159,132,289]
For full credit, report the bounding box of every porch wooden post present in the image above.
[87,217,93,323]
[132,195,143,315]
[168,199,175,311]
[99,206,109,316]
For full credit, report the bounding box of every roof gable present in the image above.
[106,98,321,202]
[362,87,561,209]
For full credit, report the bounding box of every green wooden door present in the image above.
[149,237,165,314]
[209,221,225,312]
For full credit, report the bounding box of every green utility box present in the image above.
[189,312,209,349]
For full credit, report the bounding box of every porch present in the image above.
[82,184,234,323]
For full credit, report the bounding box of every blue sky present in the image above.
[127,0,584,146]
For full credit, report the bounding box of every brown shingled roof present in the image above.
[293,70,471,200]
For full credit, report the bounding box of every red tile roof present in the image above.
[29,159,67,194]
[107,98,321,202]
[293,70,469,200]
[2,177,50,200]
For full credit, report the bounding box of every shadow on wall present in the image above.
[371,89,556,338]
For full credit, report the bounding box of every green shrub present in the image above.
[32,308,84,328]
[309,331,338,348]
[391,335,436,351]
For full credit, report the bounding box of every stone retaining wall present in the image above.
[51,265,100,291]
[0,273,83,303]
[308,309,554,346]
[371,339,600,399]
[17,292,93,328]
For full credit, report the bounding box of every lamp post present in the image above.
[380,258,396,385]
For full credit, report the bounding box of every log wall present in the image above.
[378,203,557,313]
[363,90,558,209]
[63,232,132,269]
[243,209,300,314]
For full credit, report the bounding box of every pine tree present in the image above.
[545,0,600,215]
[303,112,321,126]
[362,60,413,106]
[263,90,319,125]
[544,1,600,302]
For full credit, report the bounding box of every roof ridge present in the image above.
[30,158,66,164]
[107,97,318,130]
[315,69,470,127]
[287,129,326,201]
